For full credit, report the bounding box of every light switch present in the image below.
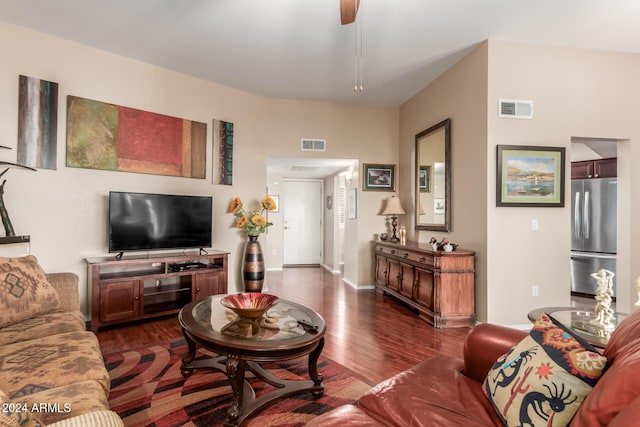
[531,219,539,231]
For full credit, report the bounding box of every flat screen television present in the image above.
[108,191,213,254]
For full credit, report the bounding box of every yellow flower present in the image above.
[229,197,242,213]
[251,214,267,227]
[235,216,248,228]
[262,196,277,211]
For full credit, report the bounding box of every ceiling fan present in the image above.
[340,0,360,25]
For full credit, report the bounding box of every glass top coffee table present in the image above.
[527,306,627,348]
[178,294,326,426]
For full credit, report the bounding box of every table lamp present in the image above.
[381,196,405,243]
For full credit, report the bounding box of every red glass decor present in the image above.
[220,293,279,319]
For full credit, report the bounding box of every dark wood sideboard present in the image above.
[373,241,476,328]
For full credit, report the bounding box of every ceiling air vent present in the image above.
[301,138,326,152]
[498,99,533,119]
[289,165,321,172]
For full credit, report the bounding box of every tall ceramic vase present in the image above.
[242,235,265,292]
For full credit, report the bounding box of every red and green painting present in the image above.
[66,96,206,178]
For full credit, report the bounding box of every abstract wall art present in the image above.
[17,75,59,170]
[212,119,234,185]
[66,96,206,178]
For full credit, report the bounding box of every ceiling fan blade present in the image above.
[340,0,360,25]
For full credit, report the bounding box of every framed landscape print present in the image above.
[419,165,431,192]
[363,163,395,191]
[496,145,566,207]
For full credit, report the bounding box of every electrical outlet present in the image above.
[532,285,539,297]
[531,219,539,231]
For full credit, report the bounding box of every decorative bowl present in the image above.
[220,293,280,319]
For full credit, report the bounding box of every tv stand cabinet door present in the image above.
[99,280,140,323]
[193,271,227,301]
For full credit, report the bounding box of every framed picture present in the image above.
[363,163,395,191]
[268,195,279,212]
[496,145,566,207]
[347,188,357,219]
[434,198,445,214]
[419,165,431,192]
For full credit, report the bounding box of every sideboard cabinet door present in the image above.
[414,267,434,311]
[374,254,388,286]
[387,259,402,293]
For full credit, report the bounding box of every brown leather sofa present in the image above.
[308,309,640,426]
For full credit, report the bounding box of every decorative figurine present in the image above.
[590,269,616,330]
[429,237,438,250]
[428,237,458,251]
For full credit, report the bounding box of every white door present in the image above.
[283,180,323,265]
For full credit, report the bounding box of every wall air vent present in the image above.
[301,138,326,152]
[498,99,533,119]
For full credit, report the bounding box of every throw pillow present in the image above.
[0,390,43,427]
[483,312,607,426]
[0,255,60,328]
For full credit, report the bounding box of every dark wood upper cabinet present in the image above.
[571,158,616,179]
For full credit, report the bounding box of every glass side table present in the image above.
[527,306,627,348]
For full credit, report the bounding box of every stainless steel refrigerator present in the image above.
[570,177,617,296]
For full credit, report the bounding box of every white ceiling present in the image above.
[2,0,640,107]
[2,1,639,178]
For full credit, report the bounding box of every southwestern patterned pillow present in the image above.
[0,256,60,328]
[483,312,607,426]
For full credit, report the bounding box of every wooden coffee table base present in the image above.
[180,336,325,426]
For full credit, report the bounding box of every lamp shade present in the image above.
[381,196,406,215]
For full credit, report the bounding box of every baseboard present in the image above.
[266,267,283,271]
[342,277,375,291]
[321,264,341,275]
[282,264,320,268]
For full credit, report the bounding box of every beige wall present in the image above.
[399,42,490,320]
[486,41,640,324]
[400,40,640,325]
[262,99,398,287]
[0,21,398,316]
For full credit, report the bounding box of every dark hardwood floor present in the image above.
[96,267,471,386]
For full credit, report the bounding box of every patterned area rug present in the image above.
[104,338,371,426]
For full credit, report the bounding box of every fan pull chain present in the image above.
[353,0,364,92]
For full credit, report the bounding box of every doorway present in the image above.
[266,157,358,273]
[569,137,618,309]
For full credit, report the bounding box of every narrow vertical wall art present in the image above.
[212,119,234,185]
[17,75,59,169]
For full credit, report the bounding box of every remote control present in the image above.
[297,319,319,334]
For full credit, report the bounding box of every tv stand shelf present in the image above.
[87,250,228,332]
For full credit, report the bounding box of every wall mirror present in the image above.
[415,118,451,232]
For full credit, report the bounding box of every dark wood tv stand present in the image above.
[87,250,228,332]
